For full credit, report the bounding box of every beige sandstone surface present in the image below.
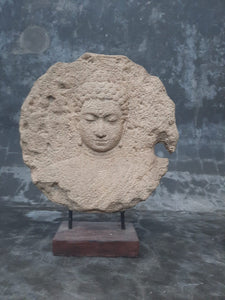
[20,52,179,212]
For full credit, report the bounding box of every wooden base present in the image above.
[52,221,139,257]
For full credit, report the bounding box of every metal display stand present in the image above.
[68,210,126,230]
[68,210,73,229]
[52,209,139,257]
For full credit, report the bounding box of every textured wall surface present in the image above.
[0,0,224,212]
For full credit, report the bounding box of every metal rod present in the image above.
[120,211,126,230]
[68,210,73,229]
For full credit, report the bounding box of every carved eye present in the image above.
[104,114,118,122]
[84,114,97,122]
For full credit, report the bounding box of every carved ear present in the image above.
[73,113,80,129]
[77,136,82,147]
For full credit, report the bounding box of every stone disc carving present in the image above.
[20,52,179,213]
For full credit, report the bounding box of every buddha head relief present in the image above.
[74,81,128,152]
[20,53,179,213]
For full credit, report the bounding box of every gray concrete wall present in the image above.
[0,0,224,212]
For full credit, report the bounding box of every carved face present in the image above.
[78,99,124,152]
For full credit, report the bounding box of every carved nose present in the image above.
[96,133,106,139]
[95,119,106,139]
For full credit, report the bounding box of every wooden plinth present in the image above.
[52,221,139,257]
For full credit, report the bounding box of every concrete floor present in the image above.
[0,206,225,300]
